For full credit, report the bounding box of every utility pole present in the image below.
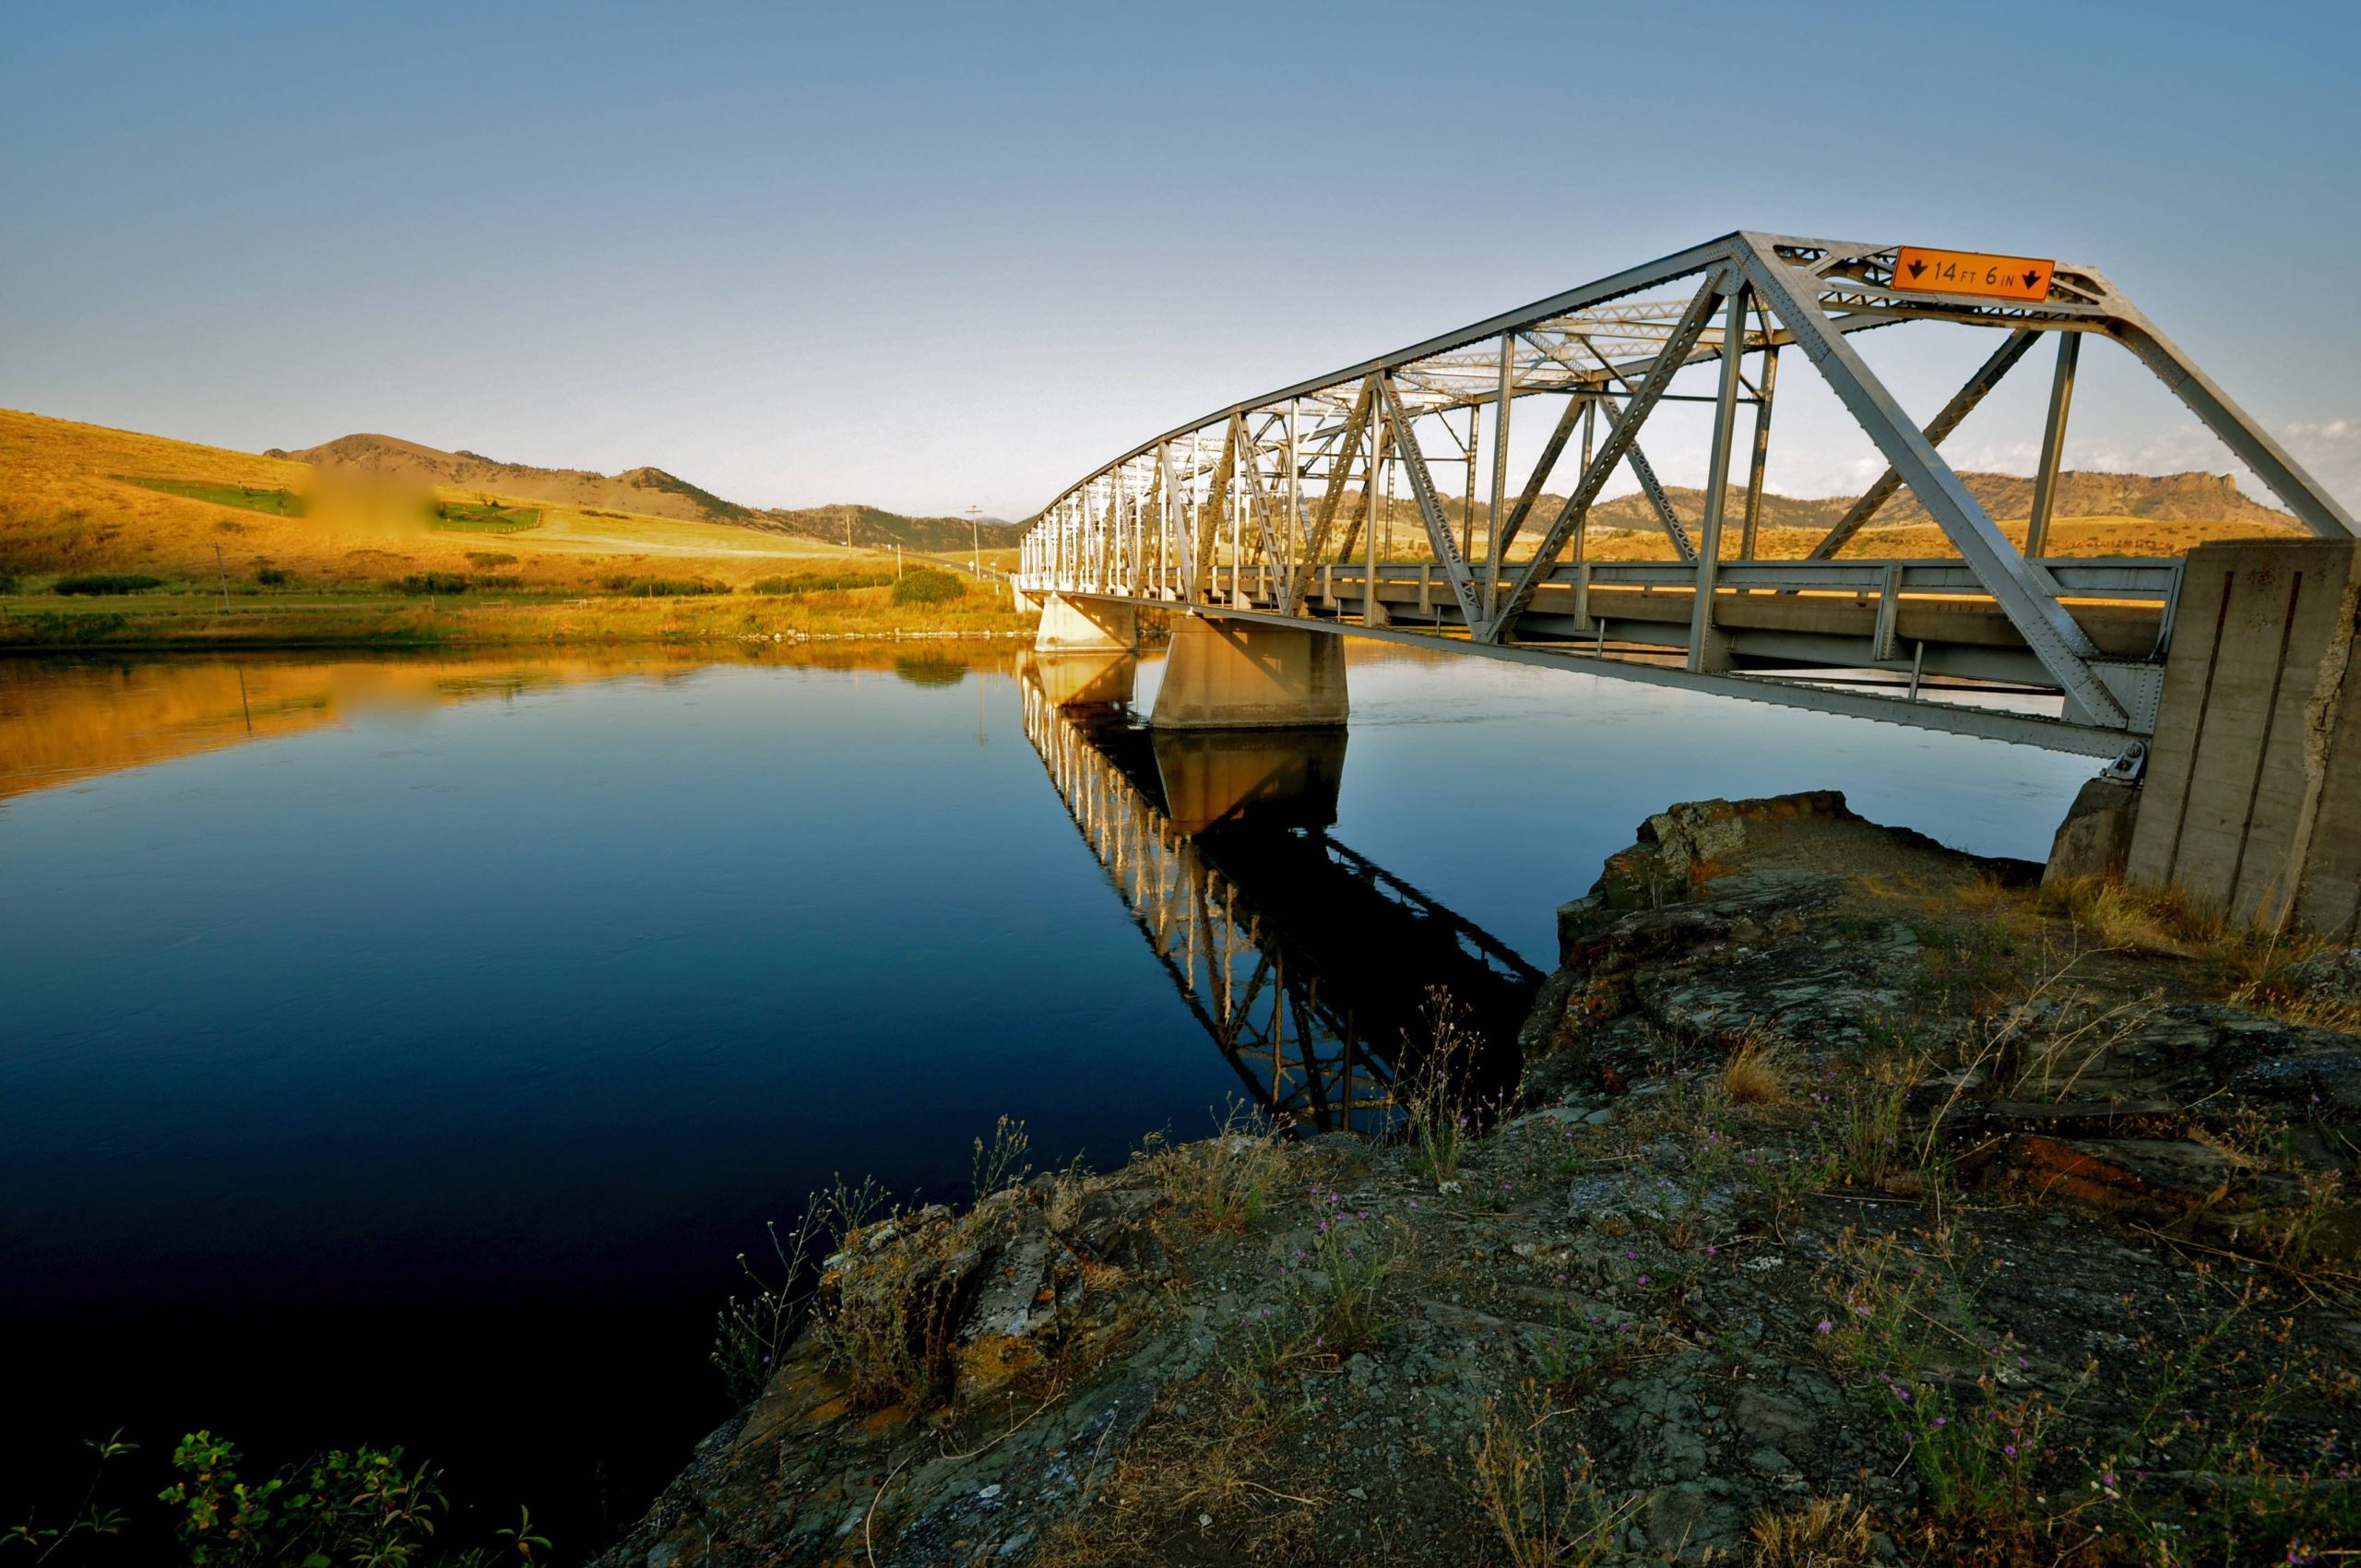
[967,505,983,578]
[212,543,231,611]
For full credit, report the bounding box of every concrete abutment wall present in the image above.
[2127,539,2361,938]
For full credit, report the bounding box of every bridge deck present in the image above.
[1056,551,2181,754]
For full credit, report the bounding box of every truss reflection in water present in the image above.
[1022,655,1541,1134]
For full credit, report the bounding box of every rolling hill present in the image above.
[1582,468,2293,536]
[274,433,1023,552]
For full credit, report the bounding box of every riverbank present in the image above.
[0,583,1038,651]
[598,793,2360,1568]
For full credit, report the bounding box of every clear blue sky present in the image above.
[6,0,2355,518]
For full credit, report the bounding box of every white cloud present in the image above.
[2281,418,2361,513]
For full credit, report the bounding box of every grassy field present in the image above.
[431,500,542,534]
[117,474,306,516]
[0,409,1032,647]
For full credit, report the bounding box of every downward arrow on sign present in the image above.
[1906,259,1927,279]
[2023,269,2042,288]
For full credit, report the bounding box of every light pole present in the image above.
[967,505,982,578]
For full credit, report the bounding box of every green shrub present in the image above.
[11,1429,547,1566]
[254,565,291,586]
[392,572,469,596]
[594,575,730,597]
[464,551,518,567]
[0,571,21,594]
[53,574,163,596]
[470,574,524,590]
[748,570,895,595]
[890,568,965,606]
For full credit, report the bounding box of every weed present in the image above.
[1144,1104,1285,1233]
[161,1432,479,1568]
[1299,1191,1395,1351]
[1465,1389,1630,1568]
[1818,1228,2090,1535]
[972,1113,1034,1203]
[815,1243,967,1410]
[710,1208,831,1406]
[1906,916,2023,1018]
[1402,987,1480,1184]
[5,1431,136,1557]
[1824,1074,1910,1188]
[711,1175,890,1404]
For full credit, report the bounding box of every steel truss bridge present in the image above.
[1014,232,2356,755]
[1021,669,1538,1134]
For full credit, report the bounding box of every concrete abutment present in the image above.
[2123,539,2361,937]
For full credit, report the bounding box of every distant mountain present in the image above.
[760,503,1018,553]
[270,434,1022,550]
[1584,469,2293,535]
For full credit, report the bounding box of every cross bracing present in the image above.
[1016,232,2357,754]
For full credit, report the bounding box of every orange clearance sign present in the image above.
[1891,246,2055,302]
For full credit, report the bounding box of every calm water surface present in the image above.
[0,645,2091,1550]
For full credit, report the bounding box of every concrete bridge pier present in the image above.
[2103,539,2359,937]
[1035,593,1137,652]
[1150,614,1349,730]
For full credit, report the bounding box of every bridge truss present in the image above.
[1015,232,2356,755]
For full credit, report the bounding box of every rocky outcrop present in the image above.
[599,793,2361,1568]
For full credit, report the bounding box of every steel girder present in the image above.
[1016,232,2355,749]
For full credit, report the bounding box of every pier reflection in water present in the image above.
[1022,653,1541,1134]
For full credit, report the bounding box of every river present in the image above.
[0,643,2092,1552]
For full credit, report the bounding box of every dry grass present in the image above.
[1143,1109,1289,1233]
[1749,1493,1876,1567]
[2044,873,2361,1034]
[2041,874,2212,958]
[1465,1392,1629,1568]
[1032,1359,1323,1568]
[1721,1033,1794,1107]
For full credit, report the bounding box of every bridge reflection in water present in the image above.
[1022,652,1541,1134]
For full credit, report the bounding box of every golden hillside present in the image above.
[0,407,865,593]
